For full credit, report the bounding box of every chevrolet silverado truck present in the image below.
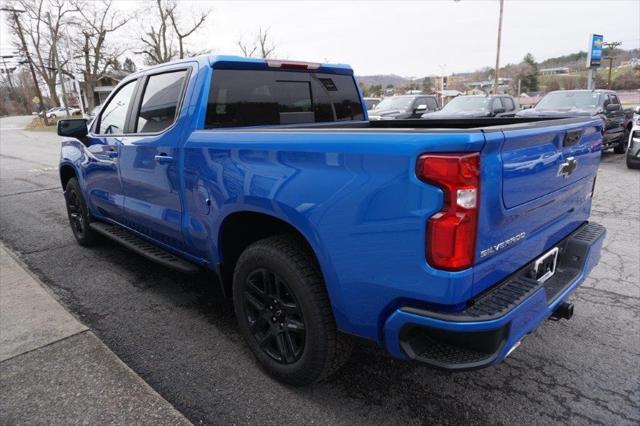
[57,55,606,385]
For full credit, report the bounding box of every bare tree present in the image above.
[238,27,277,59]
[137,0,209,65]
[72,0,128,110]
[168,3,207,59]
[11,0,74,107]
[138,0,175,65]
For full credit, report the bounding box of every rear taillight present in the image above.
[416,153,480,271]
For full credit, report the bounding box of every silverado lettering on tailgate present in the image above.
[480,232,527,258]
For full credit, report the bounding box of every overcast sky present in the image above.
[2,0,639,76]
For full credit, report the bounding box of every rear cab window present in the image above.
[205,70,364,128]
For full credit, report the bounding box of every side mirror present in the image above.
[57,119,88,138]
[605,104,619,112]
[415,104,427,112]
[493,107,506,115]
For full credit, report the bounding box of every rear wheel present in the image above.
[232,235,352,385]
[64,177,101,246]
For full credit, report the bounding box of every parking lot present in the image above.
[0,115,638,425]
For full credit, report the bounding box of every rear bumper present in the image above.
[383,222,606,370]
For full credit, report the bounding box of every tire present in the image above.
[64,177,101,246]
[613,130,627,154]
[232,235,352,385]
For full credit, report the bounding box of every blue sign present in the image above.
[587,34,603,67]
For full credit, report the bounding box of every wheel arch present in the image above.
[59,163,78,190]
[217,210,333,301]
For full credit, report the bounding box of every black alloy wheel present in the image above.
[242,268,306,364]
[232,235,353,385]
[64,177,101,246]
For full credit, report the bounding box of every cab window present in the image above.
[135,70,188,133]
[97,80,137,135]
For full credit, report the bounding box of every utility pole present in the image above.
[1,7,49,125]
[0,55,16,89]
[493,0,504,95]
[603,41,622,90]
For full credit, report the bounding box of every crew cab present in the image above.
[57,55,606,385]
[517,89,629,153]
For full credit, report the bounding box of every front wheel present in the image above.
[233,235,352,385]
[64,177,101,246]
[614,130,628,154]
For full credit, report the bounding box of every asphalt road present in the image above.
[1,116,639,425]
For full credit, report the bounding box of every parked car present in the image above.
[41,106,80,119]
[39,107,59,118]
[368,95,439,120]
[363,97,381,111]
[627,106,640,169]
[57,55,605,385]
[422,95,518,119]
[517,90,629,153]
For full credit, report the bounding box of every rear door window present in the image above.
[502,97,515,111]
[206,70,364,128]
[135,70,188,133]
[425,97,438,111]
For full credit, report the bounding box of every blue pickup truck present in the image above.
[57,55,606,385]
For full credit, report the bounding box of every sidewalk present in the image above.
[0,243,190,425]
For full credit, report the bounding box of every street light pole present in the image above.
[1,7,49,126]
[493,0,504,95]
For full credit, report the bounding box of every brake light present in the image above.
[416,153,480,271]
[266,60,321,70]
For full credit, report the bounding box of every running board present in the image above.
[89,222,199,274]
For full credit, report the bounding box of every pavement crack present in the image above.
[0,187,59,198]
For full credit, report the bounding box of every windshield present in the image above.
[375,97,413,111]
[441,97,491,112]
[536,92,601,110]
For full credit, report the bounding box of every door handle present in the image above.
[154,154,174,164]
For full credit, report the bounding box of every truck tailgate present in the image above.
[501,120,603,208]
[473,118,603,295]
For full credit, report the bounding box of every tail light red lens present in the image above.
[416,153,480,271]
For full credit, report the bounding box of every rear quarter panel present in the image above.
[182,130,485,341]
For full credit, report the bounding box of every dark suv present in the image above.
[421,95,518,119]
[516,90,628,153]
[368,95,440,120]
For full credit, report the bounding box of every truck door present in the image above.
[83,78,139,222]
[118,67,191,249]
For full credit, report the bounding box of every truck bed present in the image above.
[224,116,583,132]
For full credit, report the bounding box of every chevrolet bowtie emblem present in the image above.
[558,157,578,178]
